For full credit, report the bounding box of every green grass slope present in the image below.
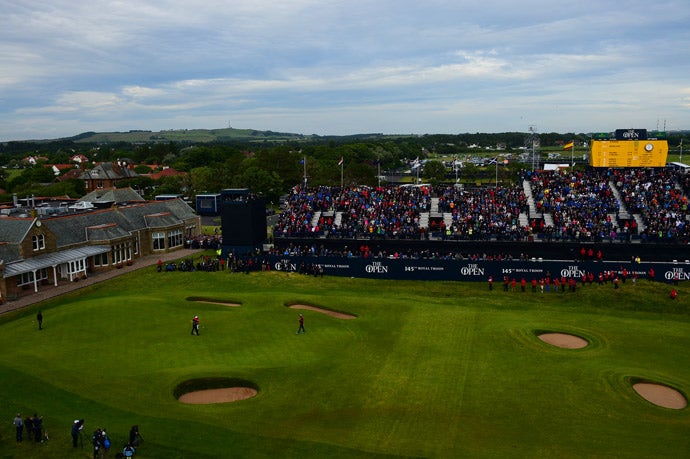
[0,267,688,458]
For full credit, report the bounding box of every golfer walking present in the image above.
[191,316,200,335]
[296,314,305,334]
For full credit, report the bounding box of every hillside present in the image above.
[67,127,315,143]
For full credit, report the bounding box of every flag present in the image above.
[338,157,343,166]
[411,157,420,169]
[563,141,574,150]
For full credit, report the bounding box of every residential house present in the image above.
[80,161,139,193]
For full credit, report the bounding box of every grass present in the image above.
[0,263,688,458]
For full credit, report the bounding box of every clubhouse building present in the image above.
[0,191,201,303]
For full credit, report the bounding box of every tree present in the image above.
[7,166,56,192]
[422,160,448,186]
[154,175,187,198]
[117,176,156,197]
[134,164,153,174]
[42,178,86,197]
[190,166,225,195]
[344,161,376,187]
[233,166,283,202]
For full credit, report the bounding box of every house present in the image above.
[47,163,74,176]
[0,199,201,302]
[79,161,139,193]
[22,155,48,165]
[145,167,186,181]
[70,154,89,164]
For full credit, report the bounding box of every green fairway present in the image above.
[0,265,689,458]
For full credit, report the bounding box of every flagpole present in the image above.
[377,157,381,187]
[303,156,307,188]
[340,160,343,188]
[571,141,575,170]
[495,159,498,188]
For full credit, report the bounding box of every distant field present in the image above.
[0,262,688,458]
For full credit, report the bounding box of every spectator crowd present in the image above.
[273,168,690,244]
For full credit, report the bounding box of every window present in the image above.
[32,234,45,251]
[94,252,109,267]
[111,242,132,264]
[168,229,183,248]
[18,268,48,286]
[152,232,165,250]
[69,259,85,273]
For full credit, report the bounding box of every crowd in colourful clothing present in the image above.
[274,185,432,239]
[434,185,529,240]
[274,168,690,243]
[612,168,690,242]
[527,169,621,241]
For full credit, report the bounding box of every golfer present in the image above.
[191,316,200,335]
[296,314,305,334]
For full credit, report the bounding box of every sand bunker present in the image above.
[537,332,589,349]
[193,300,241,307]
[187,297,241,307]
[178,387,257,404]
[633,383,687,410]
[288,304,356,319]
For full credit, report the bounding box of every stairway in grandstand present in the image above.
[608,180,636,232]
[633,214,646,234]
[518,211,529,227]
[425,196,448,238]
[310,210,321,228]
[444,212,454,229]
[522,179,542,222]
[608,181,630,219]
[431,197,440,212]
[419,211,430,230]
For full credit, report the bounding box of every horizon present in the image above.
[2,1,689,142]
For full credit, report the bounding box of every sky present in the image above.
[2,0,690,141]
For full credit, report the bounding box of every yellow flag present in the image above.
[563,141,574,150]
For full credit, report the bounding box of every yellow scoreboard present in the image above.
[589,140,668,168]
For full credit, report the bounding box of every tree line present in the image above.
[1,131,687,206]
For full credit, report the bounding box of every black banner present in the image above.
[615,128,648,140]
[265,255,689,283]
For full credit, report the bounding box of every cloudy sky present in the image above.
[2,0,689,141]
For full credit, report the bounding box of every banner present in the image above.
[264,255,688,283]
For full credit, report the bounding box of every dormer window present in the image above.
[32,234,45,251]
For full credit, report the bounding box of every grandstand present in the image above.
[272,167,690,263]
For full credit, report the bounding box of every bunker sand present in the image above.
[191,300,241,307]
[537,332,589,349]
[178,387,257,404]
[633,383,687,409]
[288,304,356,319]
